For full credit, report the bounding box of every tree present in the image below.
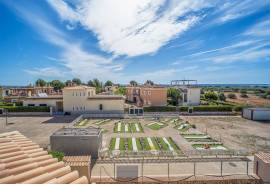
[240,89,248,98]
[104,80,113,87]
[35,79,46,87]
[72,78,81,85]
[65,80,72,86]
[218,93,226,101]
[115,87,126,95]
[144,80,154,86]
[50,80,65,91]
[88,78,103,93]
[228,93,237,99]
[167,88,181,106]
[130,80,138,86]
[204,91,218,101]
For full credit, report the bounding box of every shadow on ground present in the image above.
[42,115,78,124]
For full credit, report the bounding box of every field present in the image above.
[224,92,270,106]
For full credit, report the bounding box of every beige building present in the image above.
[23,95,63,112]
[63,86,124,114]
[126,86,167,107]
[104,85,118,94]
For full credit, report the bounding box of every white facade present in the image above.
[181,87,201,106]
[243,108,270,121]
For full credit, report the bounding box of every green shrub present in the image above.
[227,93,237,99]
[179,106,188,112]
[193,106,233,112]
[48,151,64,161]
[1,106,50,112]
[204,91,218,101]
[233,105,246,112]
[143,106,176,112]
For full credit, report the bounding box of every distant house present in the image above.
[126,85,167,107]
[63,85,125,114]
[171,80,201,106]
[104,85,118,95]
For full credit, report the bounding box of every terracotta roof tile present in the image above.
[0,131,89,184]
[63,156,91,167]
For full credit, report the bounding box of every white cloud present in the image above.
[47,0,211,57]
[245,19,270,37]
[10,2,124,82]
[215,0,270,23]
[25,67,66,78]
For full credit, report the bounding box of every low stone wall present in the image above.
[0,112,51,117]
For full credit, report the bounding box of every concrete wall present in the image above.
[243,108,270,121]
[253,110,270,121]
[242,109,252,119]
[50,134,102,158]
[254,155,270,183]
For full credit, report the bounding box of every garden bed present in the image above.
[113,122,144,133]
[181,133,218,142]
[109,137,181,154]
[146,122,167,130]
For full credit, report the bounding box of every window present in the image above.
[184,93,188,102]
[76,92,78,96]
[28,104,35,106]
[39,104,47,107]
[72,92,74,96]
[73,106,74,111]
[88,92,90,96]
[99,104,103,111]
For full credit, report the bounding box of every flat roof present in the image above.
[64,86,95,90]
[52,128,101,136]
[256,152,270,163]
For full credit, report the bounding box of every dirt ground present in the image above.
[224,92,270,106]
[181,116,270,153]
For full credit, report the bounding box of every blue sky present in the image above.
[1,0,270,85]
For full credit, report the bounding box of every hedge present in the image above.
[193,106,233,112]
[143,106,177,112]
[0,106,50,112]
[179,106,188,112]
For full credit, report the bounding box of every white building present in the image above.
[171,80,201,106]
[243,108,270,121]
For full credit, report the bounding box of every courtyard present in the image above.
[0,115,269,154]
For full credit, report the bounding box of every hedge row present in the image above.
[143,106,177,112]
[0,106,50,112]
[192,106,233,112]
[144,105,234,112]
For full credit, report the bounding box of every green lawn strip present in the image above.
[181,133,206,136]
[185,137,217,142]
[127,123,132,133]
[127,138,133,151]
[156,137,169,151]
[119,138,126,150]
[109,138,116,151]
[151,137,160,150]
[76,119,88,127]
[135,138,143,151]
[147,122,166,130]
[138,123,144,132]
[167,137,180,151]
[113,122,118,133]
[94,119,111,125]
[141,137,151,151]
[130,123,137,133]
[101,129,108,134]
[121,122,125,133]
